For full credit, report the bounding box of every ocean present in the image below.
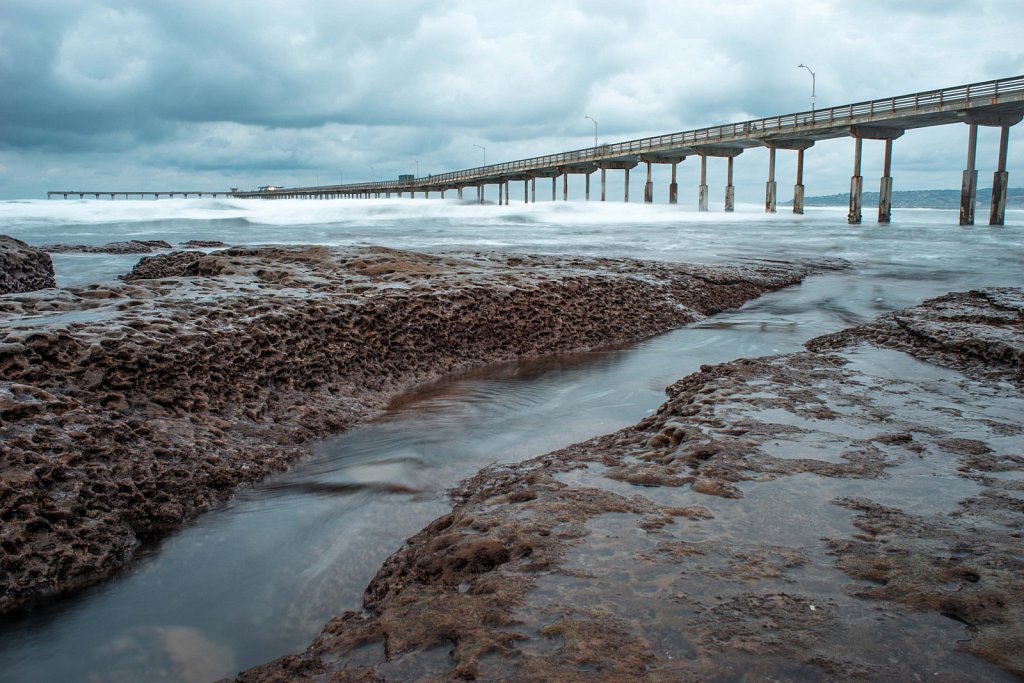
[1,198,1022,681]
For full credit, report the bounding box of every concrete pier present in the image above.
[223,75,1024,226]
[585,172,591,201]
[563,173,569,201]
[960,123,978,226]
[849,137,863,224]
[624,167,630,203]
[531,178,537,203]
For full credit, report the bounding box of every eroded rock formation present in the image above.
[0,246,825,612]
[235,288,1023,681]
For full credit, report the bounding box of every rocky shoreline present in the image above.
[0,245,829,613]
[233,288,1024,682]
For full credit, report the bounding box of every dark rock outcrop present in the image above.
[0,236,56,294]
[42,240,172,254]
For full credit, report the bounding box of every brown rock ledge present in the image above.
[0,246,829,613]
[233,288,1023,682]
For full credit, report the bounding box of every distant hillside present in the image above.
[787,187,1024,209]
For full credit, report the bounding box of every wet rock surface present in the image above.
[0,245,823,612]
[42,239,173,254]
[235,288,1023,682]
[0,236,56,295]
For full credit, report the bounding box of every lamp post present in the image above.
[585,115,598,147]
[797,64,816,111]
[473,144,486,166]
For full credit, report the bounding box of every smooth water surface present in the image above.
[0,199,1021,681]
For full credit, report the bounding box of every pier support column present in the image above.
[643,161,653,203]
[878,139,894,224]
[585,172,591,201]
[524,180,529,204]
[563,173,569,201]
[531,178,536,203]
[669,162,678,204]
[624,168,630,203]
[457,187,463,200]
[765,148,777,213]
[725,156,735,212]
[551,177,557,201]
[698,156,708,212]
[600,168,607,201]
[990,124,1011,226]
[793,149,805,215]
[960,123,978,226]
[849,137,863,224]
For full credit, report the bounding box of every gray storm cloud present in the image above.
[1,0,1021,198]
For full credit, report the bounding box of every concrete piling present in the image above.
[849,137,863,224]
[878,139,893,223]
[725,157,735,212]
[698,156,708,212]
[765,148,777,213]
[960,123,978,226]
[793,149,805,215]
[990,124,1011,226]
[669,162,678,204]
[644,161,653,204]
[624,168,630,203]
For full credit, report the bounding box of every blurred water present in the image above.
[0,199,1021,681]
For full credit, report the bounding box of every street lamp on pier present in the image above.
[472,144,486,166]
[797,64,816,111]
[585,116,598,147]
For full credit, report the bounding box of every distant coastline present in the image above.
[785,186,1024,209]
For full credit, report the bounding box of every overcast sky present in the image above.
[2,0,1023,201]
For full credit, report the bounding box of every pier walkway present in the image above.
[55,76,1024,225]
